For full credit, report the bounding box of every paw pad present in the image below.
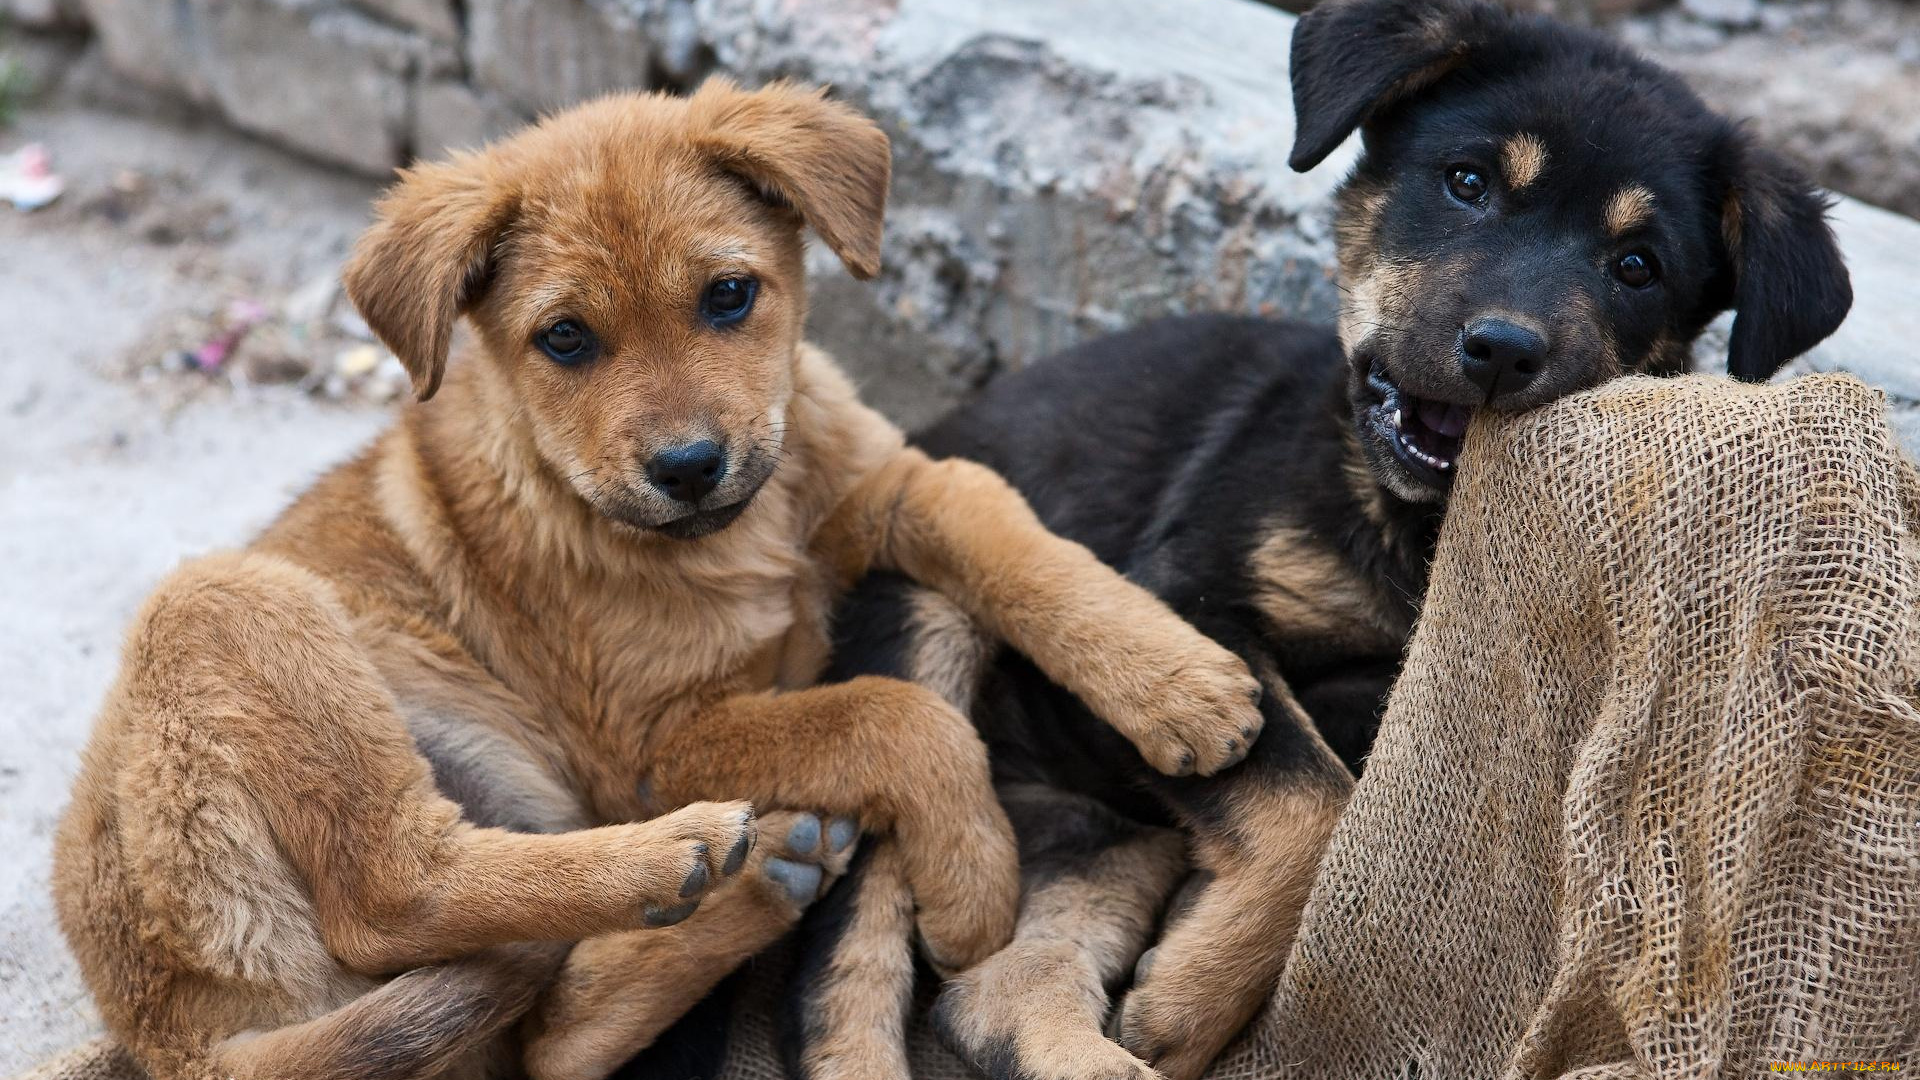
[723,829,754,876]
[680,851,710,898]
[785,814,822,855]
[764,857,823,904]
[643,899,699,927]
[827,816,857,853]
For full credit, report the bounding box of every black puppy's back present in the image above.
[836,315,1423,801]
[920,315,1352,580]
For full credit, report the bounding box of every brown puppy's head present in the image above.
[343,79,891,539]
[1289,0,1852,504]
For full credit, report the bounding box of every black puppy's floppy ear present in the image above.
[1288,0,1507,173]
[342,153,518,402]
[689,77,892,280]
[1718,141,1852,382]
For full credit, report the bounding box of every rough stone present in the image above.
[2,0,85,30]
[197,3,422,173]
[466,0,655,115]
[1627,0,1920,221]
[78,0,449,174]
[1893,405,1920,457]
[351,0,459,40]
[1679,0,1762,28]
[80,0,216,100]
[413,78,526,160]
[584,0,1347,424]
[52,0,1920,436]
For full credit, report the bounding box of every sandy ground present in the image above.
[0,102,388,1068]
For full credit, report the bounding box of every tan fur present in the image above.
[1113,671,1352,1080]
[52,79,1263,1080]
[937,824,1188,1080]
[907,588,994,713]
[797,845,918,1080]
[1501,133,1548,191]
[1248,524,1403,650]
[1342,428,1400,536]
[1336,257,1419,355]
[1604,183,1656,237]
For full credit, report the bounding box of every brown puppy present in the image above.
[50,80,1265,1080]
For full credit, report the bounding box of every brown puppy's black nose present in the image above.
[646,440,726,504]
[1459,318,1549,399]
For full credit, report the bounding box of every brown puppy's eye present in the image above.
[1445,166,1488,205]
[1614,252,1659,289]
[700,277,758,328]
[536,320,596,365]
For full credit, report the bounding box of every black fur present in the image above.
[1293,0,1849,502]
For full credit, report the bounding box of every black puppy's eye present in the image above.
[1445,166,1489,205]
[701,277,758,328]
[536,320,597,364]
[1614,252,1659,289]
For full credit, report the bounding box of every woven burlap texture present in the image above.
[19,373,1918,1080]
[1206,373,1920,1078]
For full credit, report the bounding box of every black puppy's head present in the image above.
[1290,0,1852,503]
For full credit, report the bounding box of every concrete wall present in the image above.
[7,0,1916,436]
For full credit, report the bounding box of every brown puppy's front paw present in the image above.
[743,810,859,918]
[1098,628,1263,778]
[629,800,757,927]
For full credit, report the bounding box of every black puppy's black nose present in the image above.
[646,440,726,504]
[1459,318,1549,399]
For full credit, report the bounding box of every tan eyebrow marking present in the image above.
[1500,133,1548,190]
[1604,184,1658,236]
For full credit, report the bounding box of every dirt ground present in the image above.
[0,98,390,1067]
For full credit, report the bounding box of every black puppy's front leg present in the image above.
[933,784,1186,1080]
[1109,646,1360,1080]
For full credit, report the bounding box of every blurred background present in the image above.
[1,0,1915,1069]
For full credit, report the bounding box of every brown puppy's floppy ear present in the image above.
[1288,0,1509,173]
[1716,140,1852,382]
[689,77,891,280]
[342,153,518,401]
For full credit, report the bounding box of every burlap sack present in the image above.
[1209,373,1920,1078]
[21,372,1918,1079]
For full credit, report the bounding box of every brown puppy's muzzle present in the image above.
[591,433,781,540]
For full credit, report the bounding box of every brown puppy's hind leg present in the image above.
[113,552,755,965]
[523,811,861,1080]
[933,786,1188,1080]
[214,941,568,1080]
[1111,774,1348,1080]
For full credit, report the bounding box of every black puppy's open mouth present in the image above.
[1367,360,1473,478]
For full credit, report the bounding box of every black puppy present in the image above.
[773,2,1852,1080]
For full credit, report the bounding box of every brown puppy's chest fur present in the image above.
[253,342,897,824]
